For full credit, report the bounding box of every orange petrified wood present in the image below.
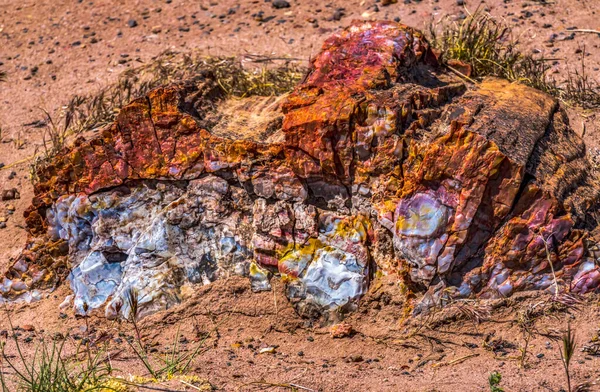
[3,21,599,319]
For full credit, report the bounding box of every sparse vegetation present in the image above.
[513,294,582,369]
[429,8,600,109]
[123,288,213,383]
[0,295,214,391]
[561,55,600,110]
[559,322,577,392]
[0,339,128,392]
[58,52,303,142]
[0,306,128,392]
[28,52,304,181]
[241,380,316,392]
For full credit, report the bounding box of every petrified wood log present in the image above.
[3,21,600,320]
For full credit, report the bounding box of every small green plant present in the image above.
[559,322,577,392]
[488,371,504,392]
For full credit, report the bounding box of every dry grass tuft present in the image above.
[429,8,600,108]
[60,52,304,140]
[28,52,304,181]
[561,54,600,109]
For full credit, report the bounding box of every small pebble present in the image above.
[333,9,345,21]
[272,0,291,9]
[259,346,276,354]
[1,188,20,200]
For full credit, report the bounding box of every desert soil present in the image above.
[1,0,600,391]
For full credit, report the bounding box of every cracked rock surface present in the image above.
[3,21,600,320]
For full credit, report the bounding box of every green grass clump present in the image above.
[430,10,521,78]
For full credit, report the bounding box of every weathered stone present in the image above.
[330,322,354,338]
[3,21,600,319]
[1,188,20,201]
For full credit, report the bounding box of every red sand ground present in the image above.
[1,1,600,391]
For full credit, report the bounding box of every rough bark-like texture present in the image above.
[3,21,600,319]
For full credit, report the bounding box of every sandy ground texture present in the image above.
[1,0,600,391]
